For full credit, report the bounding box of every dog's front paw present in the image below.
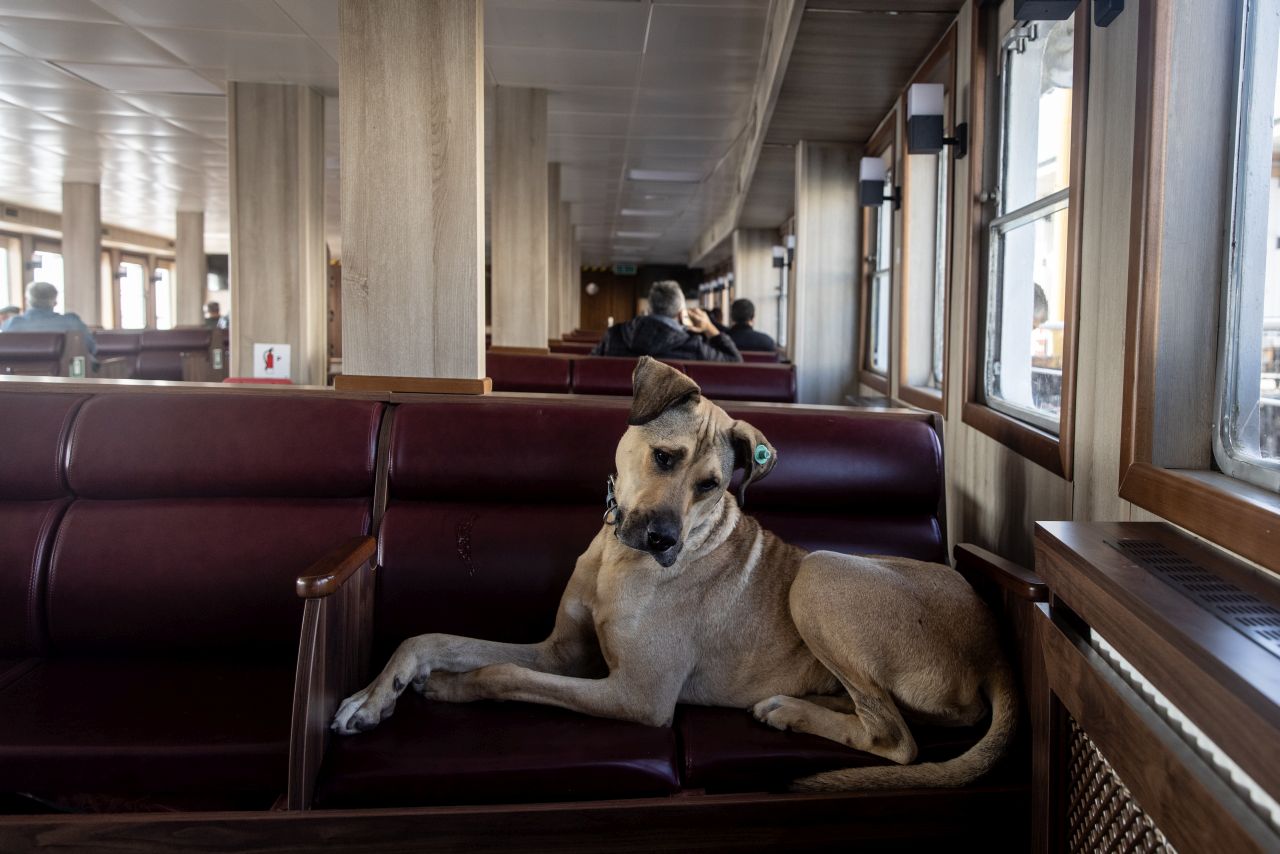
[415,670,481,703]
[331,684,398,735]
[752,695,808,732]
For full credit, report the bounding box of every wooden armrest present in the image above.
[296,536,377,599]
[953,543,1047,602]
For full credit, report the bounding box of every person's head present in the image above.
[1032,284,1048,329]
[0,305,19,324]
[730,298,755,327]
[647,280,686,319]
[26,281,58,311]
[204,301,222,318]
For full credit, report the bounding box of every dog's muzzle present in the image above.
[619,513,682,568]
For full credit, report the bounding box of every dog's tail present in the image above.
[789,663,1018,792]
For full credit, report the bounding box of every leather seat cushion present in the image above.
[315,694,681,808]
[0,500,68,655]
[486,352,573,393]
[571,357,682,396]
[682,362,795,403]
[0,657,294,796]
[0,393,84,500]
[133,350,184,381]
[750,511,946,564]
[677,704,985,792]
[0,332,65,360]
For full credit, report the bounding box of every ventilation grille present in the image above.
[1067,716,1177,853]
[1110,539,1280,658]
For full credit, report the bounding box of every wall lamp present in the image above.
[1014,0,1123,27]
[859,156,901,209]
[906,83,968,159]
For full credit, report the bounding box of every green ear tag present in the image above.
[753,444,772,466]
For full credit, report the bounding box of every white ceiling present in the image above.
[0,0,771,265]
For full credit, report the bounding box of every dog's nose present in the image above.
[646,525,679,553]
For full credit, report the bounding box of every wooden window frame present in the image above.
[962,3,1091,480]
[897,26,958,415]
[859,110,898,396]
[1120,0,1280,577]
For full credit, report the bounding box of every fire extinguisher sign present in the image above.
[253,343,291,380]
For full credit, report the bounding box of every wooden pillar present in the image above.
[61,182,101,324]
[558,202,573,336]
[176,210,206,327]
[793,141,860,405]
[491,87,549,352]
[731,228,780,343]
[228,82,326,385]
[546,163,562,343]
[339,0,485,385]
[569,237,582,332]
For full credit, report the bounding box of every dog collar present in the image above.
[603,474,620,525]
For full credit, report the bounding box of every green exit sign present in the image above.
[612,263,637,275]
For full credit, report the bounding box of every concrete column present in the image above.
[490,87,549,351]
[793,141,860,405]
[175,210,206,327]
[558,202,573,336]
[228,82,326,384]
[61,182,101,324]
[731,228,780,343]
[546,162,562,343]
[340,0,485,381]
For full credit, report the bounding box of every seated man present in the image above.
[727,298,777,352]
[593,281,741,362]
[1,282,97,355]
[204,301,229,331]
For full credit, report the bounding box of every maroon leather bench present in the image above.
[0,332,90,377]
[740,350,782,363]
[548,340,595,355]
[485,351,574,393]
[305,395,950,809]
[491,354,797,402]
[95,331,141,363]
[136,328,213,381]
[0,390,384,808]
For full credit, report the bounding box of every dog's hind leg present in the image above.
[751,677,918,765]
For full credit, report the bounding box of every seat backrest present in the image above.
[682,361,796,403]
[740,350,781,363]
[136,328,212,381]
[0,393,84,656]
[549,340,595,355]
[375,395,945,653]
[0,332,65,376]
[486,352,574,393]
[95,331,142,360]
[570,356,684,396]
[46,393,385,657]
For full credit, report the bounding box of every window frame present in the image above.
[963,1,1090,480]
[898,26,958,415]
[1120,0,1280,577]
[859,110,899,396]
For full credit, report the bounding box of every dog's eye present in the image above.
[697,478,719,494]
[653,449,674,470]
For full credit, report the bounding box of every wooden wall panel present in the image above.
[547,163,562,341]
[229,82,327,385]
[559,201,573,337]
[490,87,549,351]
[339,0,484,380]
[793,141,859,404]
[732,228,782,343]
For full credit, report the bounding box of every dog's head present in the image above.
[611,356,777,568]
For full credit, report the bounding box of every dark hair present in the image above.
[205,301,221,314]
[730,298,755,325]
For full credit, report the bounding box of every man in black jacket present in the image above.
[727,299,778,352]
[593,280,741,362]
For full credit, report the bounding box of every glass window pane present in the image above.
[931,154,949,388]
[119,261,146,329]
[0,245,8,308]
[1000,16,1074,214]
[154,267,174,330]
[985,205,1069,429]
[867,167,894,375]
[32,250,64,311]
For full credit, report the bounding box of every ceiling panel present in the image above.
[0,1,120,23]
[644,4,766,56]
[488,46,641,90]
[139,28,336,76]
[95,0,303,33]
[0,18,181,64]
[56,62,222,94]
[274,0,338,39]
[486,0,648,52]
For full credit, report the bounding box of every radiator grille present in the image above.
[1067,716,1176,853]
[1109,539,1280,658]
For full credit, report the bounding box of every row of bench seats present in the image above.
[488,353,796,402]
[548,339,782,363]
[96,328,228,381]
[0,331,107,378]
[0,381,1029,849]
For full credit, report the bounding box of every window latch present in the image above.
[1003,23,1038,55]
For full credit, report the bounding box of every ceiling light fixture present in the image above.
[627,168,701,183]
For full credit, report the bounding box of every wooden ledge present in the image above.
[333,374,492,395]
[296,536,377,599]
[488,346,552,356]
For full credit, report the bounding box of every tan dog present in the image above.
[333,357,1016,790]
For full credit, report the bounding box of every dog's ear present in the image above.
[629,356,702,425]
[730,419,777,506]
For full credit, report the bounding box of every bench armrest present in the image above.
[296,536,376,598]
[953,543,1047,602]
[287,536,377,810]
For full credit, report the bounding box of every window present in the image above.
[982,13,1077,434]
[865,150,896,384]
[153,263,175,330]
[31,249,64,311]
[1218,0,1280,492]
[117,258,147,330]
